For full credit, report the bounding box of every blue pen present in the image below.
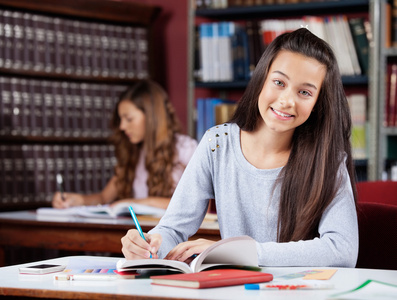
[128,205,152,258]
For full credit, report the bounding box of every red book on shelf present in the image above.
[150,269,273,289]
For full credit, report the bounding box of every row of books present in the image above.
[0,76,127,138]
[195,0,327,9]
[385,63,397,128]
[198,22,251,82]
[262,16,369,76]
[195,15,369,82]
[0,8,149,79]
[196,98,237,140]
[0,144,115,206]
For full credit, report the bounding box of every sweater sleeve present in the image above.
[256,163,359,268]
[149,131,215,258]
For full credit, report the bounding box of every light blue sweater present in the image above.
[149,123,358,267]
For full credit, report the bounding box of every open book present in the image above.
[36,202,166,219]
[116,235,258,274]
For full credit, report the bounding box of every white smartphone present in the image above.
[19,264,66,275]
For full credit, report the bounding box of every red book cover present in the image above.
[150,269,273,289]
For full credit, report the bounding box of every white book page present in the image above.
[190,235,257,272]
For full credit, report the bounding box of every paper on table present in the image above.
[36,202,166,219]
[328,280,397,300]
[303,269,337,280]
[278,269,334,280]
[65,257,117,270]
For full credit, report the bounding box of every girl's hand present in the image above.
[121,229,161,260]
[165,239,216,263]
[52,192,84,208]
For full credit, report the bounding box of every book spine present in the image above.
[10,77,22,136]
[2,77,12,135]
[41,16,50,73]
[0,9,4,68]
[196,98,205,140]
[72,145,81,193]
[211,22,220,81]
[11,11,24,70]
[61,82,72,137]
[63,145,73,192]
[348,17,369,75]
[53,145,64,195]
[339,15,362,75]
[73,20,84,76]
[348,94,367,159]
[135,27,149,79]
[64,19,73,74]
[90,22,101,77]
[199,23,212,82]
[3,10,13,69]
[22,144,35,204]
[80,83,89,137]
[42,80,53,137]
[91,145,100,192]
[82,145,92,193]
[70,82,82,137]
[100,145,108,188]
[20,78,30,136]
[125,27,136,79]
[81,22,91,76]
[43,145,54,203]
[99,24,110,77]
[53,17,64,74]
[393,0,397,47]
[33,14,46,72]
[2,145,12,205]
[107,24,118,78]
[33,144,45,203]
[44,16,55,73]
[52,81,62,137]
[22,12,33,71]
[388,63,397,127]
[117,25,127,79]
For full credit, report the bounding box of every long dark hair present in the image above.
[231,28,357,242]
[111,80,182,199]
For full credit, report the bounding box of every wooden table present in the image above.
[0,211,220,267]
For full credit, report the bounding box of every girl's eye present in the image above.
[299,90,312,97]
[274,80,284,87]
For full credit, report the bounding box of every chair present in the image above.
[355,202,397,270]
[356,180,397,206]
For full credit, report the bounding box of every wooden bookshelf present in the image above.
[0,0,161,211]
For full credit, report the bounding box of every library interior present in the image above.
[0,0,396,299]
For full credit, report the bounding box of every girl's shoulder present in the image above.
[202,122,238,152]
[175,133,198,150]
[174,134,198,164]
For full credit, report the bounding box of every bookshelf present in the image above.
[0,0,161,211]
[373,0,397,180]
[188,0,378,181]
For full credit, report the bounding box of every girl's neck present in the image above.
[240,125,293,170]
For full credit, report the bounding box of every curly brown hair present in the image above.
[110,80,182,199]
